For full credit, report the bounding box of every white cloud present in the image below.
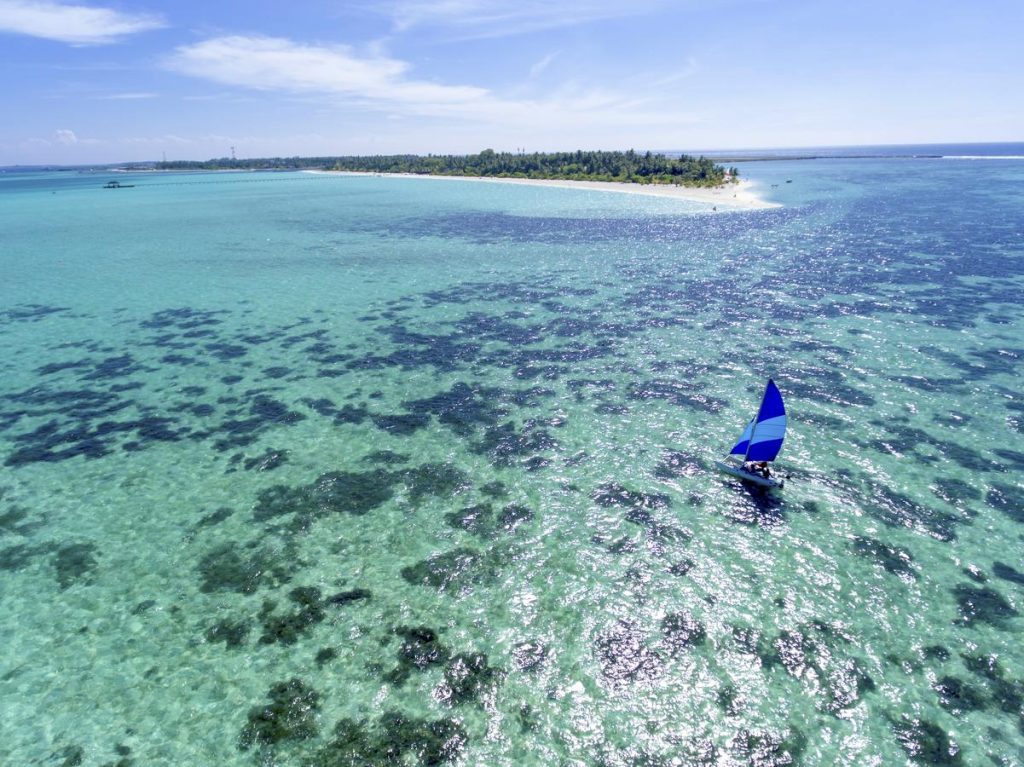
[381,0,666,38]
[166,36,487,106]
[0,0,165,45]
[54,128,77,144]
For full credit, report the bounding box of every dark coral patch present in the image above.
[471,421,557,467]
[194,507,233,529]
[262,366,292,379]
[253,470,396,524]
[238,678,320,751]
[362,450,409,465]
[1,542,55,571]
[1,303,70,323]
[205,618,251,648]
[395,626,449,669]
[438,652,503,706]
[986,483,1023,523]
[524,456,550,471]
[54,744,84,767]
[205,342,248,361]
[258,587,326,645]
[241,448,287,472]
[851,536,916,580]
[479,481,509,498]
[398,463,471,503]
[960,654,1024,715]
[315,648,337,666]
[595,620,663,685]
[6,411,184,467]
[931,478,982,505]
[37,359,91,376]
[992,562,1024,586]
[142,307,224,331]
[54,543,98,589]
[728,729,806,767]
[372,413,431,435]
[593,483,671,521]
[668,559,695,577]
[628,380,726,413]
[385,626,450,685]
[400,548,489,594]
[81,354,146,381]
[660,611,707,654]
[333,404,370,424]
[511,641,548,672]
[300,397,339,418]
[893,718,962,765]
[762,624,874,715]
[310,712,467,767]
[444,503,532,537]
[499,503,534,532]
[403,382,505,437]
[197,543,287,594]
[857,478,959,541]
[653,450,707,480]
[994,448,1024,472]
[0,506,44,537]
[326,589,371,606]
[932,676,986,714]
[953,583,1018,627]
[209,396,305,451]
[444,503,493,535]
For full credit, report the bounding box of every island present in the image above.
[154,149,739,188]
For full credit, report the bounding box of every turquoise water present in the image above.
[1,161,1022,766]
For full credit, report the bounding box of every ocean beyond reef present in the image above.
[1,150,1023,766]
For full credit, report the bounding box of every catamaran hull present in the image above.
[714,461,784,489]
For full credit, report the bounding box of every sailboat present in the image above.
[714,379,787,489]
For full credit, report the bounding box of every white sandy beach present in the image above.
[306,170,779,210]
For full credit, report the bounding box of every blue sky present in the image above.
[1,0,1021,164]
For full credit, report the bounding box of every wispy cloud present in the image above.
[645,57,699,87]
[54,127,77,144]
[163,33,697,140]
[528,51,558,79]
[166,36,487,106]
[99,91,157,99]
[0,0,165,45]
[380,0,666,38]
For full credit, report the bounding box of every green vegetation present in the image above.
[154,149,736,187]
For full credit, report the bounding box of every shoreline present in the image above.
[305,170,779,210]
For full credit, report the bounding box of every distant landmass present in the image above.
[153,149,736,187]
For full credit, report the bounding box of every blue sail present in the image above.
[728,379,786,462]
[729,418,755,457]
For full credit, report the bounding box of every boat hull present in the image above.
[714,461,784,489]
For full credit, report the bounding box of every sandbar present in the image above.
[306,170,779,210]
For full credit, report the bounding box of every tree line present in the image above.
[154,149,737,187]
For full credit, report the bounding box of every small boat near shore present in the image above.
[714,378,787,489]
[103,180,134,189]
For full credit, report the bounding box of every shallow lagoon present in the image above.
[1,159,1022,766]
